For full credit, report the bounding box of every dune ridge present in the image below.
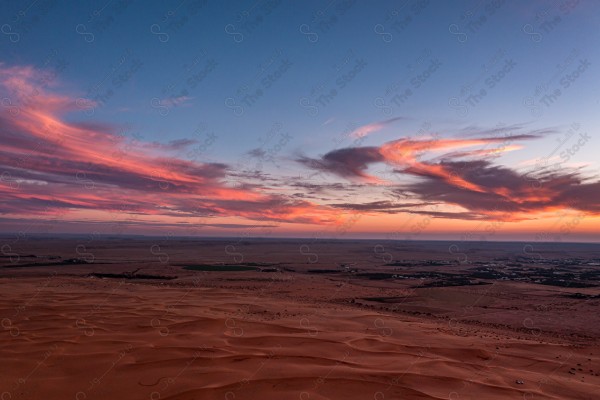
[2,277,598,399]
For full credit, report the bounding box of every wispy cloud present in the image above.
[350,116,404,138]
[300,131,600,221]
[2,63,598,231]
[161,95,192,108]
[0,64,332,227]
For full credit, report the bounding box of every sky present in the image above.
[0,0,599,242]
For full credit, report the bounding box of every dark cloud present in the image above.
[297,147,384,180]
[144,138,198,151]
[403,160,600,218]
[297,128,600,220]
[457,123,556,139]
[406,210,487,220]
[330,200,435,213]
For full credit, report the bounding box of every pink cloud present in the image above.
[300,131,600,221]
[0,64,333,227]
[350,116,404,138]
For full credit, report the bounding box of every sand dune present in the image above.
[1,277,598,400]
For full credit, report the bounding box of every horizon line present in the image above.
[1,233,598,245]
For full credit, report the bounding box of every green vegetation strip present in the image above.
[182,264,259,272]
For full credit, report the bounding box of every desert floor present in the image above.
[1,238,599,399]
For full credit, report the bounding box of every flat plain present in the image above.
[1,237,599,399]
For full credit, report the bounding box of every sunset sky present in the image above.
[1,0,599,242]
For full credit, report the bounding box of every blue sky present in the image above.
[1,0,599,240]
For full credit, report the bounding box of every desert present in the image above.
[1,238,599,399]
